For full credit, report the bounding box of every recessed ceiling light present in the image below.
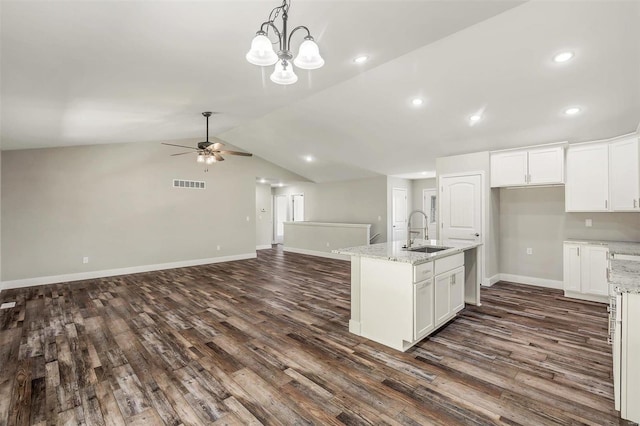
[412,98,424,106]
[564,107,581,115]
[421,171,428,175]
[553,51,574,63]
[279,183,284,187]
[353,55,369,64]
[304,155,314,162]
[469,114,482,123]
[260,178,266,183]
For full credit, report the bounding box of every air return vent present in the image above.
[173,179,206,189]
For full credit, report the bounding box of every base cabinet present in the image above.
[413,279,434,340]
[563,242,609,301]
[358,253,466,352]
[434,266,465,326]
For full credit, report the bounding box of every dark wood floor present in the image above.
[0,247,632,425]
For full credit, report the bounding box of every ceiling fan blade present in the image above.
[170,151,195,156]
[162,142,197,150]
[214,153,225,162]
[217,150,253,157]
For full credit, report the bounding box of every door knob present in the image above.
[472,233,480,237]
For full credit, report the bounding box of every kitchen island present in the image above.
[335,239,482,352]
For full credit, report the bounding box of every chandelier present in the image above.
[246,0,324,85]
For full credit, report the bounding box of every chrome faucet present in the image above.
[407,209,428,249]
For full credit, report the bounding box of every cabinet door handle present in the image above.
[577,247,580,256]
[634,199,637,208]
[524,174,527,184]
[605,200,608,209]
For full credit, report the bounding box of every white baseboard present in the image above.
[564,291,608,304]
[498,273,563,290]
[349,320,361,335]
[282,247,349,261]
[256,245,272,250]
[485,274,500,287]
[0,253,257,291]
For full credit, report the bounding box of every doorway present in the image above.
[274,194,288,244]
[392,187,408,241]
[291,194,304,222]
[422,188,437,240]
[439,172,485,306]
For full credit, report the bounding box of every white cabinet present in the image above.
[563,244,581,292]
[491,145,564,188]
[450,266,465,314]
[491,151,528,187]
[566,143,609,212]
[562,242,609,301]
[528,146,565,185]
[413,279,434,340]
[609,137,640,211]
[434,265,465,326]
[434,273,451,325]
[566,135,640,212]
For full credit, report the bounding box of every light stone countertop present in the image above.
[334,239,482,266]
[566,239,640,294]
[610,259,640,295]
[564,239,640,256]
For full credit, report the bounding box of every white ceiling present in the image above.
[2,1,639,183]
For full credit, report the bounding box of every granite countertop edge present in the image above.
[333,239,482,266]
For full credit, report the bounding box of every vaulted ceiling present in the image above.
[2,1,639,182]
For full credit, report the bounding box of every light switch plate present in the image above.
[585,219,592,227]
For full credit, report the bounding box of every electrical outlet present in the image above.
[526,248,533,255]
[326,242,330,247]
[378,216,382,221]
[83,256,89,264]
[246,216,250,222]
[585,219,592,227]
[216,245,221,251]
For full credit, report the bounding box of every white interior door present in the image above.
[392,188,407,241]
[422,189,437,240]
[291,194,304,221]
[274,195,289,244]
[440,175,482,243]
[439,173,484,305]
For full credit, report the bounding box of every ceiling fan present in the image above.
[162,112,253,165]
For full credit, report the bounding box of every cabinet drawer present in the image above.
[435,253,464,275]
[413,262,433,283]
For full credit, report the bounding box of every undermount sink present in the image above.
[408,246,451,253]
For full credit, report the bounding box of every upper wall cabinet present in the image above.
[609,137,640,211]
[491,145,565,188]
[566,143,609,212]
[565,135,640,212]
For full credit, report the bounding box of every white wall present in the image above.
[500,186,640,281]
[255,183,273,248]
[274,176,388,243]
[1,141,304,283]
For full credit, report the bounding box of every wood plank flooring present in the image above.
[0,247,633,425]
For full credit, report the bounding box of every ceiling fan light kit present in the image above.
[162,112,252,170]
[246,0,324,85]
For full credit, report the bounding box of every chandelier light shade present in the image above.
[294,38,324,70]
[271,60,298,85]
[247,0,324,85]
[246,33,279,66]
